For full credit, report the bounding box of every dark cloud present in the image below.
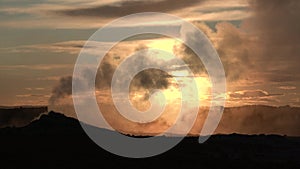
[248,0,300,45]
[130,69,170,90]
[53,43,85,49]
[49,47,173,104]
[245,0,300,82]
[130,69,171,101]
[54,0,204,18]
[95,47,172,92]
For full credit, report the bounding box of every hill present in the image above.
[0,111,299,169]
[0,106,47,128]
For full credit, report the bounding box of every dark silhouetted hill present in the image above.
[0,111,299,169]
[0,106,47,128]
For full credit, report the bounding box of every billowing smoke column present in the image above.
[173,21,252,81]
[49,48,172,105]
[48,0,300,136]
[173,0,300,83]
[49,76,72,105]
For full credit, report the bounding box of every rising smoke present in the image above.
[49,76,72,105]
[48,0,300,136]
[49,47,173,104]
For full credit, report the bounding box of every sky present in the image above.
[0,0,299,107]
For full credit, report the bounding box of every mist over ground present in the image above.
[45,105,300,136]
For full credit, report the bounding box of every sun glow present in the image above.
[147,38,178,60]
[163,76,211,106]
[145,38,212,107]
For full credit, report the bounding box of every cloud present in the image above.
[54,0,204,18]
[229,90,283,99]
[36,76,63,81]
[24,87,45,91]
[0,0,251,29]
[184,9,251,22]
[278,86,297,90]
[16,94,49,98]
[0,64,73,71]
[3,38,167,55]
[0,41,95,55]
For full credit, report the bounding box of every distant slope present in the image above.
[214,105,300,136]
[49,105,300,136]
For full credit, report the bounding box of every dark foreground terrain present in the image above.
[0,111,299,169]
